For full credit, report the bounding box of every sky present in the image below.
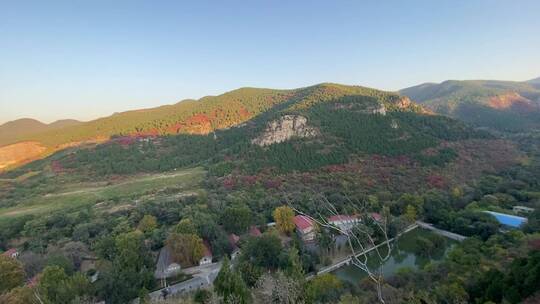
[1,1,540,124]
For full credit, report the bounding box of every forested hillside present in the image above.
[0,83,428,170]
[1,82,536,304]
[1,83,486,180]
[400,79,540,131]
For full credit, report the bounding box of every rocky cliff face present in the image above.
[252,115,319,146]
[396,96,412,109]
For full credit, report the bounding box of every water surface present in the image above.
[334,228,456,284]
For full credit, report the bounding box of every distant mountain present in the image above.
[400,79,540,131]
[1,84,424,149]
[527,76,540,89]
[1,83,482,171]
[0,118,82,146]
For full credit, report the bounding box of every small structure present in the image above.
[370,213,383,223]
[2,248,19,259]
[328,215,360,233]
[513,206,535,214]
[294,215,316,242]
[155,247,182,279]
[199,242,213,266]
[249,226,262,237]
[228,234,241,260]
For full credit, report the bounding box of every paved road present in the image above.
[148,262,221,301]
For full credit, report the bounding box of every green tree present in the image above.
[38,266,72,304]
[139,287,150,304]
[286,247,304,280]
[405,205,417,223]
[214,258,251,303]
[46,254,75,275]
[222,205,252,234]
[174,218,198,234]
[137,215,158,233]
[0,255,25,294]
[273,206,295,234]
[240,234,283,269]
[166,232,204,267]
[96,231,154,304]
[0,286,38,304]
[306,273,342,303]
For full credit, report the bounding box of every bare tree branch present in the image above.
[282,189,392,304]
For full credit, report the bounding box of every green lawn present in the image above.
[0,167,205,220]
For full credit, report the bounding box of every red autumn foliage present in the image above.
[528,238,540,250]
[427,174,445,189]
[241,175,258,187]
[222,177,236,190]
[51,160,65,174]
[263,178,282,190]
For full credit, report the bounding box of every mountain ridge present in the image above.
[0,83,459,171]
[0,118,82,146]
[400,79,540,131]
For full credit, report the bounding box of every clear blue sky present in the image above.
[1,0,539,124]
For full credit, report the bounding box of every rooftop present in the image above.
[294,215,314,230]
[228,233,240,247]
[371,213,383,222]
[249,226,262,237]
[328,214,359,222]
[1,248,18,257]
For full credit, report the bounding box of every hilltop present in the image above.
[528,76,540,89]
[0,118,82,146]
[0,82,529,304]
[400,79,540,131]
[1,82,506,190]
[0,83,427,170]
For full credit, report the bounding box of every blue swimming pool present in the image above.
[484,211,528,228]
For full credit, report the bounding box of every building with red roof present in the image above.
[294,215,316,242]
[2,248,19,259]
[371,212,383,222]
[249,226,262,237]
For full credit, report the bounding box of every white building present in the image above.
[513,206,534,214]
[328,215,360,233]
[199,242,213,266]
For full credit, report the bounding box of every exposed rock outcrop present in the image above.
[395,96,412,109]
[252,115,319,146]
[487,92,539,112]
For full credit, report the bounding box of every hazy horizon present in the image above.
[2,0,540,124]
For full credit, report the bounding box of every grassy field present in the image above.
[0,167,205,221]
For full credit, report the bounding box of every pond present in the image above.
[334,228,457,284]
